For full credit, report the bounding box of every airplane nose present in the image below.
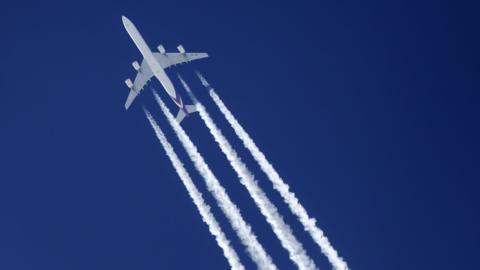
[121,16,130,26]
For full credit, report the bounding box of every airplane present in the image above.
[122,16,208,123]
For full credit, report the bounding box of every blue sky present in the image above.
[1,1,479,269]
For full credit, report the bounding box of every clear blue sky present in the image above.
[1,1,479,269]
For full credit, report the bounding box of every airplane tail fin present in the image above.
[175,104,198,124]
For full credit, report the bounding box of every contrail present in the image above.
[178,76,318,270]
[196,72,350,270]
[153,92,277,270]
[144,108,245,270]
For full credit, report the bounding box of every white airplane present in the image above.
[122,16,208,123]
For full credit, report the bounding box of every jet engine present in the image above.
[177,45,185,54]
[157,44,166,54]
[132,61,140,71]
[125,78,133,89]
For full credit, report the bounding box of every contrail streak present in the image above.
[196,72,350,270]
[144,108,245,270]
[153,92,277,270]
[178,76,317,270]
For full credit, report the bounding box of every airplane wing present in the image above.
[125,60,153,109]
[124,52,208,110]
[153,52,208,69]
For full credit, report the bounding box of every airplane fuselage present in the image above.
[122,16,184,109]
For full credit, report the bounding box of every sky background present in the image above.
[1,0,479,269]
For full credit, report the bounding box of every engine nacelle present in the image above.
[157,44,166,54]
[177,45,185,54]
[132,61,140,71]
[125,78,133,89]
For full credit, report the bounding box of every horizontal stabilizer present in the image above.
[185,104,198,114]
[176,110,187,124]
[175,104,198,124]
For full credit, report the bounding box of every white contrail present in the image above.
[196,72,350,270]
[153,92,277,270]
[144,108,245,270]
[178,76,317,270]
